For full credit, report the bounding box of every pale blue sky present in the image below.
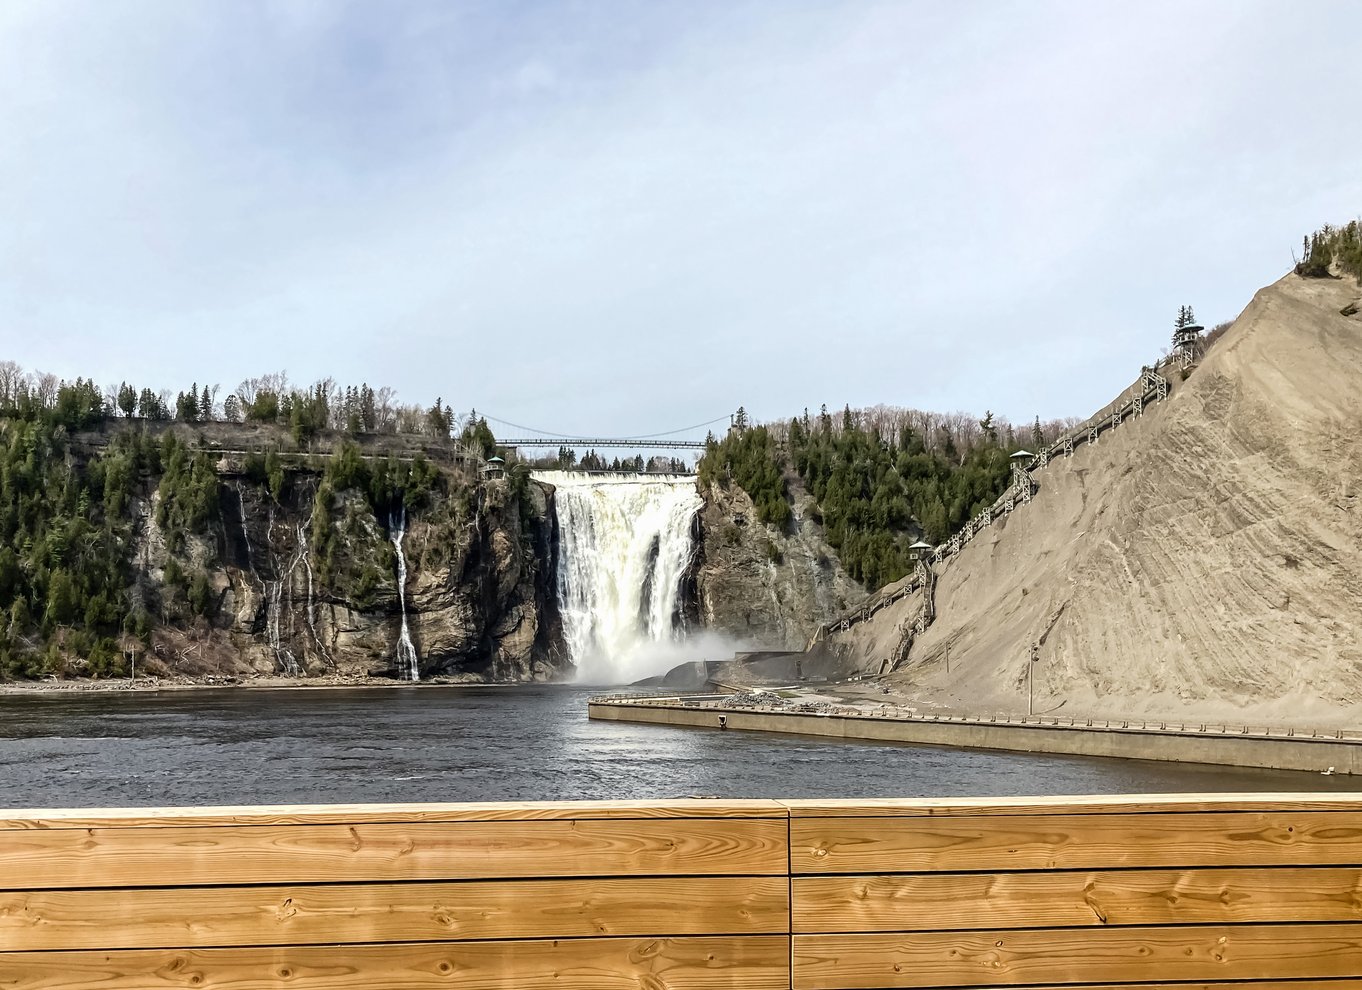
[2,1,1360,438]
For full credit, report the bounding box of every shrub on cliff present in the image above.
[155,432,220,547]
[0,412,142,674]
[698,426,791,529]
[1297,220,1362,280]
[698,405,1016,589]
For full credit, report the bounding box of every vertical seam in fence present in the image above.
[786,804,794,990]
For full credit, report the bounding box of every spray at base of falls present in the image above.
[389,508,420,682]
[538,471,703,684]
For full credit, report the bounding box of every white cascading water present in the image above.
[263,505,300,676]
[389,509,420,682]
[537,471,702,684]
[297,516,329,666]
[235,482,252,564]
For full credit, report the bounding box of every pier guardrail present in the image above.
[5,794,1362,987]
[588,693,1362,741]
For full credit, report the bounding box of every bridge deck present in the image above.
[500,437,707,448]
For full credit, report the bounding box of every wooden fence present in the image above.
[1,795,1360,987]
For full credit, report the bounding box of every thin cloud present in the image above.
[1,1,1359,435]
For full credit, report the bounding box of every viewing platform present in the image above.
[4,794,1362,987]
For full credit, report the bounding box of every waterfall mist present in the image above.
[538,471,703,684]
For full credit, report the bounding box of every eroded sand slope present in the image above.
[838,273,1362,725]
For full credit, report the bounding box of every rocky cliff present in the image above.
[132,456,566,682]
[5,407,865,683]
[693,477,861,650]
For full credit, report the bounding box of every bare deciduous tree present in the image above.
[0,361,25,407]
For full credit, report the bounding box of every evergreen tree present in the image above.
[702,404,1016,588]
[459,415,496,458]
[264,448,284,502]
[117,382,137,418]
[426,398,451,438]
[360,384,377,432]
[138,388,157,419]
[1173,305,1198,348]
[979,411,997,445]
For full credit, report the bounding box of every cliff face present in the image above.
[693,478,861,650]
[135,465,567,682]
[16,413,864,681]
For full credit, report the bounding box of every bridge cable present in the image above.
[482,413,731,442]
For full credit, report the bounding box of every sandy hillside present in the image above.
[832,271,1362,727]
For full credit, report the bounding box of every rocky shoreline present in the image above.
[0,673,575,694]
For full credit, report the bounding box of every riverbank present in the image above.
[588,695,1362,775]
[0,674,567,694]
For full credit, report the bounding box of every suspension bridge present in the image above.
[484,413,729,451]
[498,437,708,450]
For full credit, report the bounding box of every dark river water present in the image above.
[0,686,1353,807]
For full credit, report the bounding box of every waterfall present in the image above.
[538,471,702,684]
[267,578,299,676]
[263,505,299,676]
[235,482,252,565]
[297,518,329,666]
[389,508,420,682]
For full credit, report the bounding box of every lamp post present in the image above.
[1027,642,1039,716]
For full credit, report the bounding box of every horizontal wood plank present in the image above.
[781,793,1362,818]
[0,876,789,950]
[794,866,1362,932]
[0,799,787,830]
[791,811,1362,873]
[0,936,790,989]
[4,794,1362,830]
[0,818,788,888]
[792,923,1362,988]
[975,984,1362,990]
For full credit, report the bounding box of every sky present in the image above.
[2,0,1360,441]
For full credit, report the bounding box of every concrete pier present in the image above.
[588,697,1362,774]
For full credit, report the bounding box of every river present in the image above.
[0,685,1353,807]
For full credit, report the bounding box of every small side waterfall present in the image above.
[235,482,252,564]
[538,471,702,683]
[297,517,329,666]
[263,505,300,676]
[389,508,420,682]
[267,578,299,676]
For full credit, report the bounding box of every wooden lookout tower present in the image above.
[1174,319,1204,369]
